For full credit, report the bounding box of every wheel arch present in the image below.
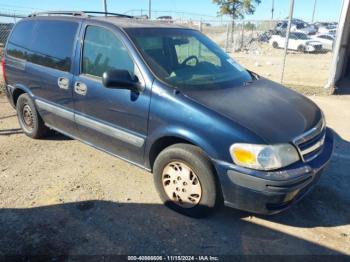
[148,136,195,171]
[10,85,34,106]
[146,132,217,172]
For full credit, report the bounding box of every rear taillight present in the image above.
[1,57,6,83]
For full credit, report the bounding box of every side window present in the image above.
[6,20,36,60]
[82,26,135,78]
[174,36,221,66]
[28,20,78,72]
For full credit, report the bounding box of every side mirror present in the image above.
[102,69,141,91]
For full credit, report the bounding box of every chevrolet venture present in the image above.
[2,11,334,217]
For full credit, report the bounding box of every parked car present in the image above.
[311,34,335,50]
[2,11,334,217]
[275,20,317,35]
[270,32,323,52]
[156,15,173,23]
[318,24,337,35]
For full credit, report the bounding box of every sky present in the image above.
[0,0,343,22]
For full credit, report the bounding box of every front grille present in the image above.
[293,118,326,162]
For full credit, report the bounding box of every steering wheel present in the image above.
[181,55,199,66]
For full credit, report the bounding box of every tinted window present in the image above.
[82,26,134,78]
[28,20,78,71]
[289,33,297,39]
[6,20,36,59]
[294,33,308,40]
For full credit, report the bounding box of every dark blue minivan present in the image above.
[2,11,334,217]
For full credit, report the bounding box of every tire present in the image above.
[16,93,49,139]
[272,42,278,48]
[297,45,306,53]
[153,143,220,218]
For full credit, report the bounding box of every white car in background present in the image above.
[275,20,317,35]
[311,34,335,50]
[318,25,337,35]
[269,32,323,52]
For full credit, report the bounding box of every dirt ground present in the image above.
[232,44,333,95]
[0,93,349,256]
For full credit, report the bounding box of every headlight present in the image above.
[230,143,300,171]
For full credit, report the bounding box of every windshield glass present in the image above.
[125,28,253,89]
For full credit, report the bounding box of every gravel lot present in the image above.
[0,93,350,256]
[232,45,333,95]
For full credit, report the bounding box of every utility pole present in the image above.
[271,0,275,20]
[281,0,295,83]
[148,0,152,20]
[103,0,107,15]
[312,0,317,23]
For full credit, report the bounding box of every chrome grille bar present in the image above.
[293,117,326,162]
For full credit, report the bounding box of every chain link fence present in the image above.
[196,18,338,95]
[0,5,341,95]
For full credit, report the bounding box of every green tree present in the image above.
[244,21,256,30]
[213,0,261,19]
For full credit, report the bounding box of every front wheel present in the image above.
[153,144,219,218]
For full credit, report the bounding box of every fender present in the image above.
[6,83,35,108]
[145,125,220,169]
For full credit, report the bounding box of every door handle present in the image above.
[74,81,87,96]
[57,77,69,90]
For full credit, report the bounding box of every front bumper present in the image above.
[306,44,322,52]
[214,128,334,215]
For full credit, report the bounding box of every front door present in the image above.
[73,24,150,165]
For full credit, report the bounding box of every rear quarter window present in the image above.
[28,20,79,72]
[6,20,36,60]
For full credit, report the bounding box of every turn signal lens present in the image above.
[232,148,257,165]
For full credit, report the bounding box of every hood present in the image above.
[180,78,322,144]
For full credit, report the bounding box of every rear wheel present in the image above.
[153,144,219,218]
[297,45,306,52]
[16,93,49,139]
[272,42,279,48]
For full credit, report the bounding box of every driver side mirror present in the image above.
[102,69,142,92]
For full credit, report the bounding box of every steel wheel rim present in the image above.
[162,161,202,208]
[22,104,34,131]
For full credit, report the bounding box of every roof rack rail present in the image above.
[83,11,134,18]
[28,11,134,18]
[28,11,86,17]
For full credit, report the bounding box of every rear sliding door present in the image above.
[26,19,80,136]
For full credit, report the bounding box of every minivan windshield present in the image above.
[125,28,253,89]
